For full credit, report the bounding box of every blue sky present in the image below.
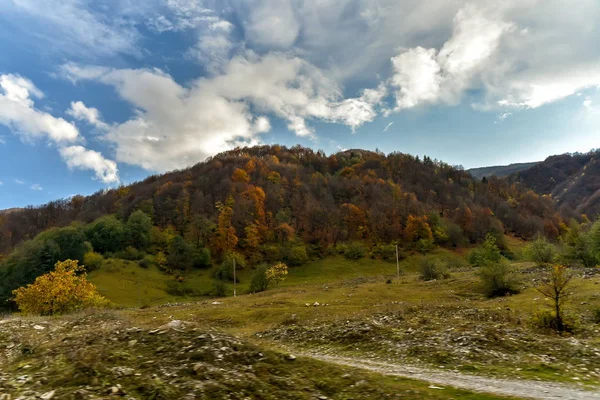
[0,0,599,209]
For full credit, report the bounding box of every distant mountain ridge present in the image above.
[468,162,540,179]
[508,150,600,218]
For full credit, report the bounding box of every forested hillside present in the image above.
[509,150,600,218]
[0,145,566,307]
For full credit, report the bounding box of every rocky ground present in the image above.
[259,303,600,384]
[0,312,506,400]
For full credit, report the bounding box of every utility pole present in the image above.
[396,244,400,279]
[233,258,237,297]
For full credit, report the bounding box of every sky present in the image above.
[0,0,599,209]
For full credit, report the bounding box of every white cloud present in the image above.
[383,122,394,132]
[0,74,119,183]
[30,184,43,191]
[14,179,24,185]
[0,136,5,144]
[0,181,3,186]
[583,97,593,111]
[494,112,513,124]
[389,4,513,111]
[66,101,109,130]
[0,0,141,58]
[240,0,300,49]
[59,146,119,184]
[62,52,384,171]
[0,74,79,143]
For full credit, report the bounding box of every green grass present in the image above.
[86,246,600,386]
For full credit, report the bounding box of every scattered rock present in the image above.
[286,354,297,361]
[40,390,56,399]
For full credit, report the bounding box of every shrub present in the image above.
[116,246,145,261]
[211,280,227,297]
[165,280,200,297]
[371,244,403,262]
[12,260,110,315]
[344,242,366,260]
[284,245,309,266]
[525,236,557,266]
[213,262,239,283]
[419,257,450,281]
[477,261,520,298]
[138,255,155,269]
[469,234,502,267]
[83,251,104,271]
[531,309,579,333]
[416,238,435,254]
[249,266,269,293]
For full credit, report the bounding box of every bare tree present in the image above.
[536,265,574,332]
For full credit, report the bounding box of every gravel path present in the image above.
[309,354,600,399]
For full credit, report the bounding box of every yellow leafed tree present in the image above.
[265,262,288,287]
[12,259,110,315]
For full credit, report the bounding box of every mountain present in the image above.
[468,162,540,180]
[508,150,600,218]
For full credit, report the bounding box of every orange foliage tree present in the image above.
[211,196,238,255]
[12,259,110,315]
[403,215,433,243]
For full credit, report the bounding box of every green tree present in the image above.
[249,265,269,293]
[85,216,126,254]
[127,210,153,250]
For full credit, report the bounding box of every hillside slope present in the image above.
[509,151,600,217]
[0,145,561,257]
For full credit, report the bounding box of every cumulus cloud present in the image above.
[0,74,119,183]
[66,101,109,130]
[0,74,79,143]
[59,146,119,184]
[62,52,384,171]
[389,4,513,110]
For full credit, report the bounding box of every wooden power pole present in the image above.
[233,258,237,297]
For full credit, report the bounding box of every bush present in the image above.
[116,246,145,261]
[370,244,403,262]
[525,236,557,266]
[531,309,579,333]
[416,238,435,254]
[344,242,366,260]
[138,255,155,269]
[12,260,111,315]
[469,234,502,267]
[165,280,200,297]
[477,261,520,298]
[83,251,104,271]
[284,245,309,266]
[213,263,237,282]
[211,280,227,297]
[419,257,450,281]
[249,266,269,293]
